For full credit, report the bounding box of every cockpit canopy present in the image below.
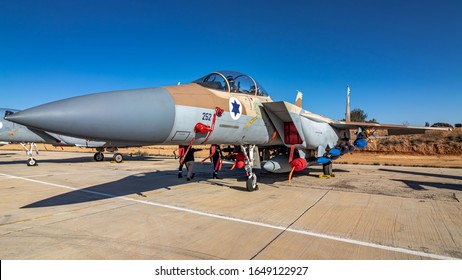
[2,109,18,118]
[193,70,269,96]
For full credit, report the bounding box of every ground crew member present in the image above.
[210,144,223,179]
[177,145,186,178]
[182,146,201,181]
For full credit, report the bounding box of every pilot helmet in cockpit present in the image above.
[227,76,238,92]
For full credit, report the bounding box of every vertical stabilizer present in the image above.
[295,90,303,107]
[345,84,351,122]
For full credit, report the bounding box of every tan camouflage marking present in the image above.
[164,83,273,117]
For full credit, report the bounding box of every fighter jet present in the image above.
[5,70,449,190]
[0,108,127,165]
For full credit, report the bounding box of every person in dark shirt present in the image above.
[210,144,223,179]
[182,146,201,181]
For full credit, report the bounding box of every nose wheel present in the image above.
[246,173,258,192]
[27,157,37,166]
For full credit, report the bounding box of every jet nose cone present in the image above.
[6,87,176,144]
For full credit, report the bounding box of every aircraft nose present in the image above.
[5,87,176,144]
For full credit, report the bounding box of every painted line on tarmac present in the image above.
[0,172,458,260]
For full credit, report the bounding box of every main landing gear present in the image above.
[93,148,124,163]
[241,144,259,192]
[112,153,123,163]
[93,152,104,161]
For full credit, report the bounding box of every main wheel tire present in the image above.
[246,173,258,192]
[94,152,104,162]
[27,158,37,166]
[113,153,123,163]
[322,162,333,176]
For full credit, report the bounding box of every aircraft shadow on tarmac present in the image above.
[21,162,351,207]
[21,170,193,208]
[379,169,462,192]
[0,155,163,165]
[0,153,14,158]
[390,179,462,192]
[379,168,462,181]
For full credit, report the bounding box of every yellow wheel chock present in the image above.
[318,174,335,179]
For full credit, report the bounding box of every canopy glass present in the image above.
[193,71,268,96]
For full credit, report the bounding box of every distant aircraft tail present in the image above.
[295,90,303,107]
[345,85,351,122]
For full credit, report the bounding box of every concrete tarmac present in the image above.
[0,151,461,260]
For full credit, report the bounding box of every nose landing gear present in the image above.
[241,144,259,192]
[20,142,39,166]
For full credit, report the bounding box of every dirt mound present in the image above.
[365,129,462,155]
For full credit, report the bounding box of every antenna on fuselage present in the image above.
[345,84,351,122]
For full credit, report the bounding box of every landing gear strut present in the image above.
[241,144,259,192]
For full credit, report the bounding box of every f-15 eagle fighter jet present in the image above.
[5,71,449,191]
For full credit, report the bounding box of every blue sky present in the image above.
[1,0,461,125]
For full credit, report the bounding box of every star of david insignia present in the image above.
[231,100,240,117]
[229,97,242,120]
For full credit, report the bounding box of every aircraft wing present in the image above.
[329,121,452,135]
